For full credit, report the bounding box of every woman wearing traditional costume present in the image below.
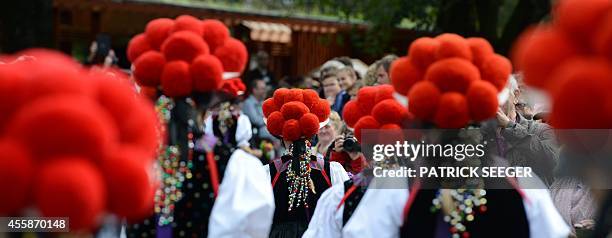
[303,84,410,237]
[343,33,569,238]
[125,15,274,237]
[261,88,349,237]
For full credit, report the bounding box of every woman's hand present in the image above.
[333,135,344,152]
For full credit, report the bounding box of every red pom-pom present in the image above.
[172,15,203,35]
[425,58,480,93]
[262,98,278,118]
[90,70,158,155]
[161,31,209,63]
[433,92,470,128]
[202,19,230,51]
[374,84,394,103]
[408,81,441,121]
[145,18,175,50]
[466,80,499,121]
[282,119,302,141]
[234,78,246,92]
[284,88,304,103]
[356,86,378,114]
[311,99,331,122]
[555,0,612,43]
[266,111,284,136]
[161,61,192,97]
[102,147,154,220]
[512,27,579,89]
[281,101,309,120]
[0,65,30,133]
[220,78,246,97]
[17,48,81,69]
[548,58,612,128]
[119,99,159,157]
[35,159,106,230]
[273,88,289,108]
[302,89,320,109]
[353,116,380,142]
[467,37,494,67]
[0,140,33,215]
[378,124,404,144]
[133,51,166,87]
[190,54,223,92]
[480,54,512,91]
[25,56,90,101]
[380,124,402,130]
[214,38,248,72]
[342,100,365,128]
[435,33,472,61]
[92,76,157,156]
[593,12,612,60]
[372,99,407,125]
[300,113,320,138]
[127,34,152,62]
[7,96,117,162]
[140,86,158,101]
[390,57,423,95]
[408,37,440,69]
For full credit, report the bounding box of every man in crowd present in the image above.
[242,78,276,144]
[245,51,277,89]
[484,75,559,186]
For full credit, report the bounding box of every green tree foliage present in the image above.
[256,0,551,56]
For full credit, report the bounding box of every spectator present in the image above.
[364,62,379,86]
[482,75,559,186]
[550,157,597,236]
[244,51,276,89]
[329,125,366,176]
[241,78,275,143]
[314,111,343,160]
[86,34,118,68]
[321,70,350,116]
[515,99,536,120]
[337,66,363,98]
[375,55,397,85]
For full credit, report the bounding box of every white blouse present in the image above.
[301,181,346,238]
[342,177,570,238]
[208,149,275,238]
[204,114,253,148]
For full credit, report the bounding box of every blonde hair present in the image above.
[364,63,379,86]
[327,111,343,133]
[337,67,363,97]
[337,66,357,80]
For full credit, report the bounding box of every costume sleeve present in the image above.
[329,161,350,185]
[204,115,213,136]
[235,114,253,148]
[263,164,271,182]
[342,178,409,238]
[302,182,345,238]
[520,176,571,238]
[208,149,275,238]
[349,155,366,174]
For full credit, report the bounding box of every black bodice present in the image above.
[341,179,368,226]
[268,155,332,238]
[400,185,530,238]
